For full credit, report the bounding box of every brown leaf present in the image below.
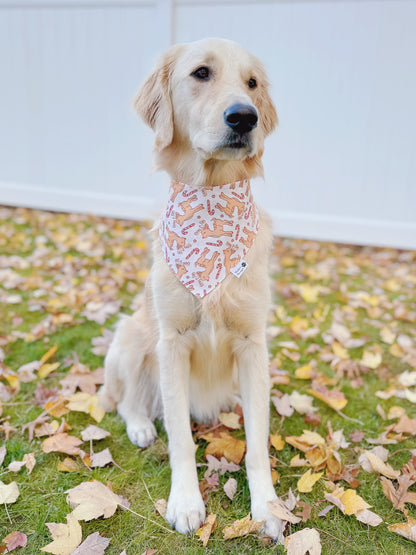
[42,433,83,455]
[223,514,264,539]
[393,414,416,435]
[57,458,80,473]
[381,476,416,511]
[201,432,246,465]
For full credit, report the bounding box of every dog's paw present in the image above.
[126,418,157,448]
[166,487,206,534]
[252,500,285,543]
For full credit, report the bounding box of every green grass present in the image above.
[1,206,416,553]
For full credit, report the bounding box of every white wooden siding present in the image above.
[1,0,415,248]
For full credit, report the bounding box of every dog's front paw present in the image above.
[252,499,286,543]
[126,418,157,448]
[166,487,206,534]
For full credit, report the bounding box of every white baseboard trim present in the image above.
[270,209,416,250]
[1,182,415,250]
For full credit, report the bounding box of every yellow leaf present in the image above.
[332,341,349,359]
[339,489,371,515]
[45,396,70,417]
[380,327,396,344]
[57,458,79,473]
[6,375,20,391]
[40,345,58,363]
[295,364,316,380]
[41,513,82,555]
[196,514,216,547]
[298,284,320,303]
[298,430,326,446]
[297,469,324,493]
[223,513,264,539]
[307,387,348,411]
[38,362,60,379]
[390,343,404,358]
[270,434,285,451]
[361,351,382,369]
[290,316,309,336]
[66,392,105,423]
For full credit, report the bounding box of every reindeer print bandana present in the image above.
[159,179,259,298]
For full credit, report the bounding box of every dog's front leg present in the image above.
[236,334,285,542]
[157,330,206,534]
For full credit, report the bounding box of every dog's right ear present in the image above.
[133,45,183,152]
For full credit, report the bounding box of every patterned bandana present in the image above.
[159,179,259,298]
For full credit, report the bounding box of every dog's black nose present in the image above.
[224,104,258,134]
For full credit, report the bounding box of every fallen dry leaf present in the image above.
[0,481,19,504]
[267,497,301,524]
[57,458,80,473]
[297,469,324,493]
[154,499,167,518]
[218,411,241,430]
[196,513,216,547]
[41,513,82,555]
[66,480,129,521]
[388,516,416,542]
[71,532,110,554]
[362,450,400,479]
[42,433,83,456]
[270,433,285,451]
[307,385,348,411]
[223,477,237,500]
[66,393,105,423]
[90,448,116,468]
[1,531,27,551]
[80,425,110,441]
[201,432,246,465]
[285,527,322,555]
[222,513,264,539]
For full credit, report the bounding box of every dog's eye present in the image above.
[248,77,257,89]
[191,66,211,81]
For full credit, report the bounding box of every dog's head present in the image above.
[134,38,277,182]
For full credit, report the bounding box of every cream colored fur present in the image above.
[99,38,284,541]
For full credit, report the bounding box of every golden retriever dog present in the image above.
[99,37,284,540]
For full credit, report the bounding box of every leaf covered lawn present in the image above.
[0,205,416,554]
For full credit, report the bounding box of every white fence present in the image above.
[1,0,416,249]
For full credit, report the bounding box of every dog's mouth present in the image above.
[223,132,250,150]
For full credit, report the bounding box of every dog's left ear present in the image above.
[258,88,278,137]
[133,45,184,151]
[253,61,278,137]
